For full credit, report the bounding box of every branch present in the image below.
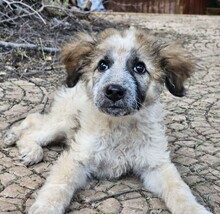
[2,0,46,24]
[0,41,60,53]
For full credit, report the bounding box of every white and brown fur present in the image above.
[4,27,211,214]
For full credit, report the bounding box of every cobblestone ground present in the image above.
[0,14,220,214]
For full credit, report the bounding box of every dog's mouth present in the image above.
[107,106,124,109]
[100,105,133,117]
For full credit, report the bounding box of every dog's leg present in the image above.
[4,113,66,165]
[141,162,212,214]
[29,150,88,214]
[3,113,43,146]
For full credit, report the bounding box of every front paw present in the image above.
[182,203,212,214]
[20,144,43,165]
[194,205,212,214]
[29,201,64,214]
[3,129,18,146]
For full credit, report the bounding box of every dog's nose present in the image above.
[105,84,126,102]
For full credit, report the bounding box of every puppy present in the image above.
[4,27,212,214]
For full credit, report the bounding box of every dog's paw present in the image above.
[3,129,18,146]
[20,144,43,165]
[195,207,213,214]
[180,203,213,214]
[29,201,64,214]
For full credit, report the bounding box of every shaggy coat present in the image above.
[4,27,211,214]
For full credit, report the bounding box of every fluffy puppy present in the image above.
[4,27,212,214]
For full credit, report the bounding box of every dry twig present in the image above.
[1,0,46,24]
[0,41,60,53]
[87,188,147,203]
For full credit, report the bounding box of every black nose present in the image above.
[105,84,126,102]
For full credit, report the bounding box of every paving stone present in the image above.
[97,198,121,213]
[0,156,16,168]
[0,146,5,156]
[0,122,11,132]
[0,200,17,212]
[85,180,99,190]
[0,172,16,186]
[25,198,35,212]
[121,176,143,189]
[0,165,5,172]
[148,198,167,210]
[117,192,142,201]
[44,150,60,161]
[68,201,82,211]
[173,155,198,166]
[175,147,197,158]
[78,189,107,203]
[209,169,220,179]
[94,180,115,192]
[8,166,32,177]
[86,191,108,204]
[195,183,217,195]
[169,123,187,131]
[31,162,51,177]
[197,144,220,154]
[3,105,29,119]
[199,154,220,166]
[108,184,131,195]
[121,198,149,214]
[71,208,98,214]
[16,174,42,190]
[0,183,30,199]
[175,140,196,148]
[149,210,170,214]
[207,193,220,214]
[184,175,205,186]
[0,198,23,211]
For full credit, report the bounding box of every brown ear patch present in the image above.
[160,45,194,97]
[61,34,95,87]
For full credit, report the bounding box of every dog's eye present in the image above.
[133,62,147,74]
[98,60,109,72]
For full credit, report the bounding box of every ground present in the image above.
[0,13,220,214]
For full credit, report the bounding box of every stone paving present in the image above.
[0,13,220,214]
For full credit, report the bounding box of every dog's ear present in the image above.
[61,33,95,87]
[159,45,193,97]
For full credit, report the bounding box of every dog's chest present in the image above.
[87,122,151,178]
[71,103,168,178]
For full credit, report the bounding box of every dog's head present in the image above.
[61,28,193,116]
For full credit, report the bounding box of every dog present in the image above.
[3,27,212,214]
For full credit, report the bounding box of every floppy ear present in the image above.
[160,45,194,97]
[61,33,95,87]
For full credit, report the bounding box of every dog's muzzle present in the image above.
[96,84,135,117]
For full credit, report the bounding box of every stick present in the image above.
[87,188,147,203]
[0,41,60,53]
[41,97,49,114]
[2,0,46,24]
